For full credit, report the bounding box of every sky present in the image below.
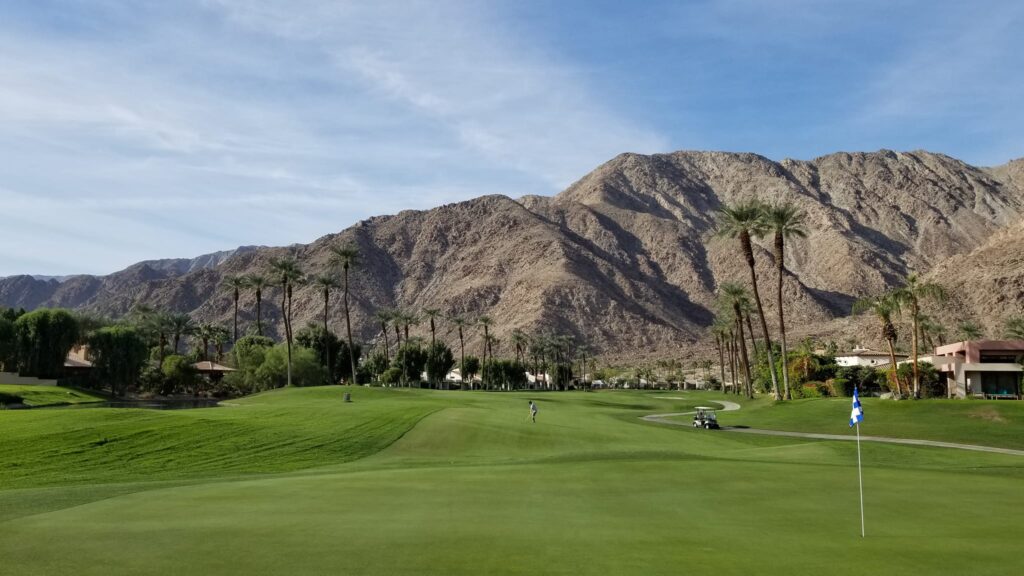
[2,0,1022,276]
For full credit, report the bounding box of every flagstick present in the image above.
[856,421,865,538]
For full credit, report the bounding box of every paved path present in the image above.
[641,399,1024,457]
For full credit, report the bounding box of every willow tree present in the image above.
[717,200,780,400]
[328,244,360,385]
[764,202,806,400]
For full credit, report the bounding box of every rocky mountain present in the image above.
[2,150,1022,361]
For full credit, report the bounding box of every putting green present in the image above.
[1,387,1021,575]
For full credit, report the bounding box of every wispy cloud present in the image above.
[0,0,666,275]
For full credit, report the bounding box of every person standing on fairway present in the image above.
[529,400,538,423]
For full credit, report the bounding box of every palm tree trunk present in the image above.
[343,265,357,386]
[716,334,726,391]
[283,283,292,387]
[734,305,753,399]
[233,290,239,343]
[458,327,465,390]
[741,232,780,400]
[911,301,920,398]
[256,290,263,336]
[886,336,901,398]
[728,333,737,395]
[381,321,390,362]
[324,290,331,385]
[775,236,791,400]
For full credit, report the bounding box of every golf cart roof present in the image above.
[694,406,717,411]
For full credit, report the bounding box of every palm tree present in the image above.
[195,323,215,361]
[269,257,305,387]
[853,294,904,398]
[222,275,247,343]
[211,325,230,361]
[423,308,441,349]
[719,283,754,398]
[169,313,195,355]
[717,200,781,400]
[312,274,341,384]
[1004,317,1024,340]
[764,202,806,400]
[791,337,819,382]
[374,308,394,362]
[245,274,270,336]
[328,244,360,386]
[957,321,983,341]
[892,274,947,398]
[711,321,730,391]
[451,316,468,389]
[511,329,529,365]
[478,316,493,389]
[153,312,173,368]
[917,313,945,351]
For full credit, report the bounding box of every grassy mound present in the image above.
[0,384,105,408]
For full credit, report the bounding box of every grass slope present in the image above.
[1,388,1022,575]
[0,384,105,407]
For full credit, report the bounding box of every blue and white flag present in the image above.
[849,388,864,427]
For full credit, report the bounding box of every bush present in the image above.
[830,377,852,397]
[255,345,325,388]
[162,355,199,395]
[791,381,824,399]
[380,366,403,385]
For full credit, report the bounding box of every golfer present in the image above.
[529,400,538,423]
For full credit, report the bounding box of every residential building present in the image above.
[932,340,1024,399]
[836,347,907,368]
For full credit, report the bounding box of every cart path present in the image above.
[641,400,1024,457]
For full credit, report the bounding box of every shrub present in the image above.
[380,366,403,385]
[255,345,325,388]
[162,355,199,395]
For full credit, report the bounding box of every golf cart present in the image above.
[692,407,720,430]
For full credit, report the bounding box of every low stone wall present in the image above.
[0,372,58,386]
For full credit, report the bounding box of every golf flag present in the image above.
[849,388,863,427]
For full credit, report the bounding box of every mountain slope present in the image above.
[2,150,1022,359]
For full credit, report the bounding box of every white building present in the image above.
[836,347,907,368]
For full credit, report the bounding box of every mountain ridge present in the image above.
[3,149,1023,360]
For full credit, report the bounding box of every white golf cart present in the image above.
[692,407,720,430]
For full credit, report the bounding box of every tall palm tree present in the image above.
[451,316,468,389]
[195,323,215,361]
[791,337,819,382]
[153,312,173,368]
[717,200,781,400]
[892,274,947,398]
[222,275,247,343]
[478,316,493,389]
[712,320,731,390]
[957,321,983,341]
[764,202,806,400]
[511,329,529,365]
[423,308,441,349]
[853,294,904,398]
[916,313,944,352]
[245,274,270,336]
[720,283,754,398]
[269,257,305,387]
[1004,317,1024,340]
[374,308,394,362]
[211,325,230,361]
[169,313,195,355]
[312,274,341,384]
[328,244,360,386]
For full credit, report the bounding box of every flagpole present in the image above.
[856,421,865,538]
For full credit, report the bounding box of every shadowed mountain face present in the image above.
[3,150,1022,360]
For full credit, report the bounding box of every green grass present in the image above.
[698,393,1024,450]
[1,387,1022,575]
[0,384,105,407]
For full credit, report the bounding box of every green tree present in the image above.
[892,274,947,398]
[222,275,248,343]
[311,274,341,383]
[0,317,16,371]
[256,344,325,389]
[463,355,480,387]
[852,294,904,398]
[87,325,149,397]
[717,200,780,400]
[764,202,806,400]
[245,274,270,336]
[269,257,305,387]
[162,355,199,395]
[393,342,428,384]
[425,341,456,388]
[328,244,360,386]
[14,309,80,378]
[478,316,493,388]
[451,316,469,388]
[295,323,361,384]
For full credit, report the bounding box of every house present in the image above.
[836,347,907,368]
[932,340,1024,399]
[64,344,93,371]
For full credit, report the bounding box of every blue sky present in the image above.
[2,0,1022,276]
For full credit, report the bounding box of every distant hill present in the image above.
[2,150,1022,360]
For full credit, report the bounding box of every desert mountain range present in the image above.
[3,150,1023,361]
